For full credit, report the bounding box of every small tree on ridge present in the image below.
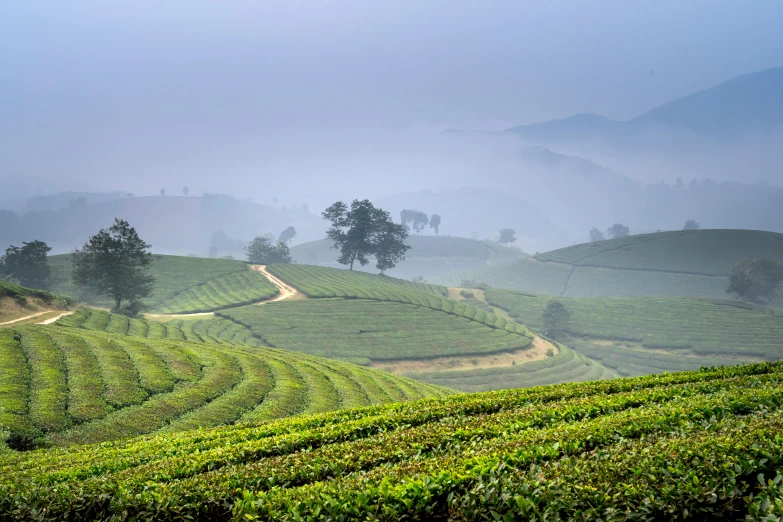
[429,214,441,235]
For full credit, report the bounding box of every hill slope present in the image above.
[2,362,782,520]
[0,319,449,448]
[486,289,783,377]
[437,229,783,307]
[50,255,279,313]
[291,235,527,282]
[206,264,615,392]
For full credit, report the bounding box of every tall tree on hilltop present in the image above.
[429,214,441,235]
[497,228,517,246]
[160,188,166,196]
[279,226,297,246]
[726,257,783,304]
[589,227,605,243]
[182,186,189,196]
[323,199,407,271]
[72,218,154,313]
[1,240,52,290]
[374,220,410,274]
[400,209,428,234]
[606,223,630,239]
[683,220,701,230]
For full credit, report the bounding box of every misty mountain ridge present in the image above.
[508,67,783,139]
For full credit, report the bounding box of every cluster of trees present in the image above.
[589,224,630,242]
[727,257,783,304]
[0,240,52,290]
[590,220,701,242]
[159,187,190,196]
[400,210,442,235]
[324,200,410,273]
[245,236,293,264]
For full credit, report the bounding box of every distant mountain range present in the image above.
[507,67,783,140]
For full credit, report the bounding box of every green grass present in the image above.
[3,362,783,520]
[49,254,278,313]
[0,319,450,448]
[435,230,783,307]
[291,236,527,281]
[486,288,783,376]
[217,299,532,365]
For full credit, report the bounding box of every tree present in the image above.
[182,186,189,196]
[279,226,297,245]
[542,300,570,337]
[374,220,410,274]
[245,236,293,264]
[0,240,52,289]
[160,188,166,196]
[589,227,605,243]
[683,220,700,230]
[497,228,517,246]
[323,200,385,270]
[429,214,441,235]
[726,257,783,304]
[606,223,630,239]
[400,209,428,234]
[72,219,154,312]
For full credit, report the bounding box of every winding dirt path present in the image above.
[249,265,299,303]
[0,311,51,326]
[38,311,74,325]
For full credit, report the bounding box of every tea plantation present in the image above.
[3,361,783,520]
[435,229,783,306]
[49,254,278,313]
[486,288,783,376]
[0,321,449,448]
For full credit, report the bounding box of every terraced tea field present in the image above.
[3,361,783,520]
[49,254,278,313]
[435,229,783,307]
[291,236,527,281]
[486,288,783,376]
[0,322,449,448]
[218,299,533,365]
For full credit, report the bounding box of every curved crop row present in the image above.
[0,324,451,448]
[1,362,782,520]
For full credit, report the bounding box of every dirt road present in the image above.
[250,265,299,303]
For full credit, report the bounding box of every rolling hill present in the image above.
[0,282,72,325]
[0,315,449,449]
[291,235,527,282]
[486,289,783,377]
[49,254,279,313]
[3,361,782,520]
[435,229,783,307]
[200,264,615,392]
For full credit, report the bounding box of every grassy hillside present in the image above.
[0,319,449,449]
[50,254,278,313]
[2,362,783,520]
[291,236,527,281]
[0,282,71,325]
[207,264,614,391]
[486,288,783,376]
[436,229,783,306]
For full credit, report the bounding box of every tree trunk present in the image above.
[114,298,122,312]
[350,251,356,270]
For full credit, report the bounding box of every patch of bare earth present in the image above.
[0,296,69,326]
[370,336,556,374]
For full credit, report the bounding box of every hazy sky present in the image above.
[1,0,782,197]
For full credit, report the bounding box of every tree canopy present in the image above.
[72,218,154,313]
[245,236,293,264]
[683,220,701,230]
[429,214,441,235]
[400,210,429,235]
[589,227,605,243]
[323,199,409,271]
[497,228,517,246]
[0,240,52,290]
[726,257,783,304]
[279,226,297,245]
[542,300,571,337]
[606,223,630,239]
